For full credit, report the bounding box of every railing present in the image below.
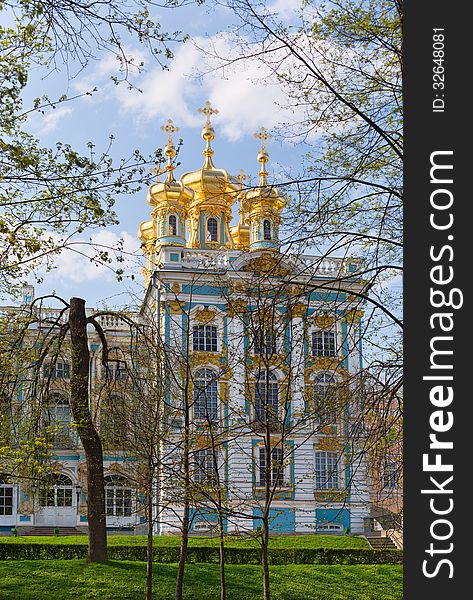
[298,255,359,276]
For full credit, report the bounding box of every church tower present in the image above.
[243,128,286,252]
[180,102,242,250]
[138,119,194,283]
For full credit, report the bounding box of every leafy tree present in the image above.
[0,0,184,296]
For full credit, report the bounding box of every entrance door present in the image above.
[36,474,76,526]
[0,476,15,526]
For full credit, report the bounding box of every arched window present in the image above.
[39,474,73,508]
[104,475,133,517]
[0,475,13,517]
[193,368,218,420]
[101,394,127,446]
[207,218,218,242]
[44,394,72,448]
[263,219,272,240]
[254,371,279,422]
[314,374,337,426]
[169,214,177,236]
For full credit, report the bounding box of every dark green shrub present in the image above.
[0,543,402,565]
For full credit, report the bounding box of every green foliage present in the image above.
[0,542,402,564]
[0,1,174,295]
[0,533,370,549]
[0,560,404,599]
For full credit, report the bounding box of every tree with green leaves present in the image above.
[0,0,185,296]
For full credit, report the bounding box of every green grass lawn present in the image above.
[0,534,369,549]
[0,560,403,599]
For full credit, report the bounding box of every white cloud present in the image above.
[109,33,304,141]
[44,230,140,284]
[31,106,73,135]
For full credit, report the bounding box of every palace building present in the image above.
[1,103,373,535]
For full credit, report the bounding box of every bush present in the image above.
[0,543,402,564]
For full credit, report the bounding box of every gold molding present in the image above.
[344,309,364,324]
[290,303,307,318]
[317,436,342,451]
[313,314,336,329]
[194,306,217,323]
[226,299,247,317]
[314,490,349,502]
[167,300,186,314]
[243,254,288,277]
[312,356,342,371]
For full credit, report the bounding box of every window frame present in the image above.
[254,371,279,423]
[169,214,177,236]
[192,324,218,352]
[253,327,276,355]
[104,475,133,518]
[314,451,341,490]
[311,329,337,357]
[207,217,219,242]
[193,368,219,421]
[263,219,272,240]
[193,448,218,486]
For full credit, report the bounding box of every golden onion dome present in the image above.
[180,123,241,201]
[147,139,194,208]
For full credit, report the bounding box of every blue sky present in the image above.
[13,0,312,310]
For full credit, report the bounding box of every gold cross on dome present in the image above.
[236,169,249,185]
[151,164,164,181]
[160,119,179,145]
[198,100,219,127]
[254,127,272,151]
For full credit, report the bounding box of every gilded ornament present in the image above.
[291,303,307,318]
[194,306,217,323]
[314,314,336,329]
[344,309,364,324]
[167,300,185,314]
[314,490,348,502]
[317,436,342,451]
[312,356,340,371]
[243,254,289,277]
[226,299,247,316]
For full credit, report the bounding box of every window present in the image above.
[104,360,128,381]
[0,476,13,516]
[44,395,73,447]
[382,462,400,489]
[312,330,336,357]
[207,218,218,242]
[193,449,217,485]
[43,361,70,379]
[313,374,337,426]
[101,394,127,446]
[314,452,339,490]
[39,474,73,507]
[254,372,279,422]
[263,219,272,240]
[258,447,284,487]
[193,368,218,421]
[254,328,276,355]
[104,475,133,517]
[169,214,177,235]
[192,325,218,352]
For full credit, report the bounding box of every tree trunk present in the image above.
[69,297,107,563]
[146,481,153,600]
[175,497,189,600]
[261,515,271,600]
[218,508,226,600]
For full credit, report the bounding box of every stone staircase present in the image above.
[364,534,398,550]
[21,526,86,536]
